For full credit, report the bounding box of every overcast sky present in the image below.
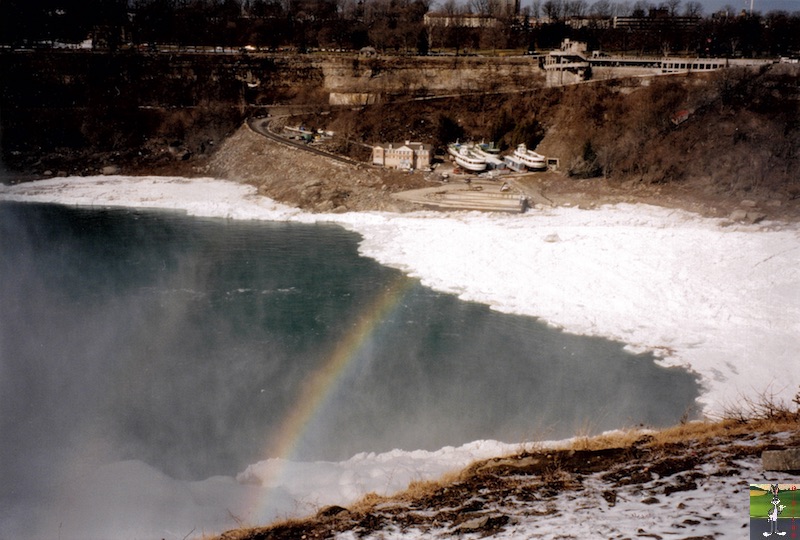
[684,0,798,13]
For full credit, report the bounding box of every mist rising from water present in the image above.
[0,202,700,539]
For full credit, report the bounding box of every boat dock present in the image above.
[392,179,528,213]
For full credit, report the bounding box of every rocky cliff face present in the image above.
[5,50,797,218]
[0,51,544,175]
[316,55,544,102]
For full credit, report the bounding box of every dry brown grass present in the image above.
[369,468,468,508]
[569,428,645,452]
[346,491,390,514]
[209,387,800,540]
[400,472,459,498]
[335,393,800,516]
[564,387,800,453]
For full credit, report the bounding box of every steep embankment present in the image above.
[204,123,430,212]
[318,63,800,219]
[533,65,800,196]
[0,51,544,178]
[0,51,282,175]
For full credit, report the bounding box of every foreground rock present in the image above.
[763,448,800,472]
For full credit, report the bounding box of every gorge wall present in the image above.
[318,55,543,103]
[0,50,545,175]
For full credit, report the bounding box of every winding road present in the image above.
[247,117,362,167]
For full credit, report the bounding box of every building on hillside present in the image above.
[544,39,774,87]
[543,39,591,86]
[372,141,432,170]
[566,16,612,29]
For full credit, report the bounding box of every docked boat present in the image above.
[472,146,505,169]
[454,146,487,172]
[513,143,547,170]
[447,142,463,159]
[478,141,501,154]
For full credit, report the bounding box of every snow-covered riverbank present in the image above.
[2,175,798,540]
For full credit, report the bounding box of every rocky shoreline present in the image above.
[5,120,799,224]
[200,123,800,224]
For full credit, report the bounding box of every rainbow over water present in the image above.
[247,273,413,518]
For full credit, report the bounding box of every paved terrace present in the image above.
[392,179,528,213]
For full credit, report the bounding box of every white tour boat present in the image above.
[513,143,547,170]
[447,141,464,159]
[454,146,487,172]
[472,146,505,168]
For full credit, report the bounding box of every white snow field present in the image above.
[1,175,798,540]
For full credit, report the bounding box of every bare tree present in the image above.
[631,0,649,16]
[612,1,633,16]
[442,0,458,15]
[469,0,486,14]
[470,0,502,16]
[480,21,507,50]
[590,0,613,17]
[565,0,588,17]
[439,0,469,53]
[682,0,702,16]
[542,0,564,21]
[530,0,542,18]
[729,36,740,56]
[663,0,680,15]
